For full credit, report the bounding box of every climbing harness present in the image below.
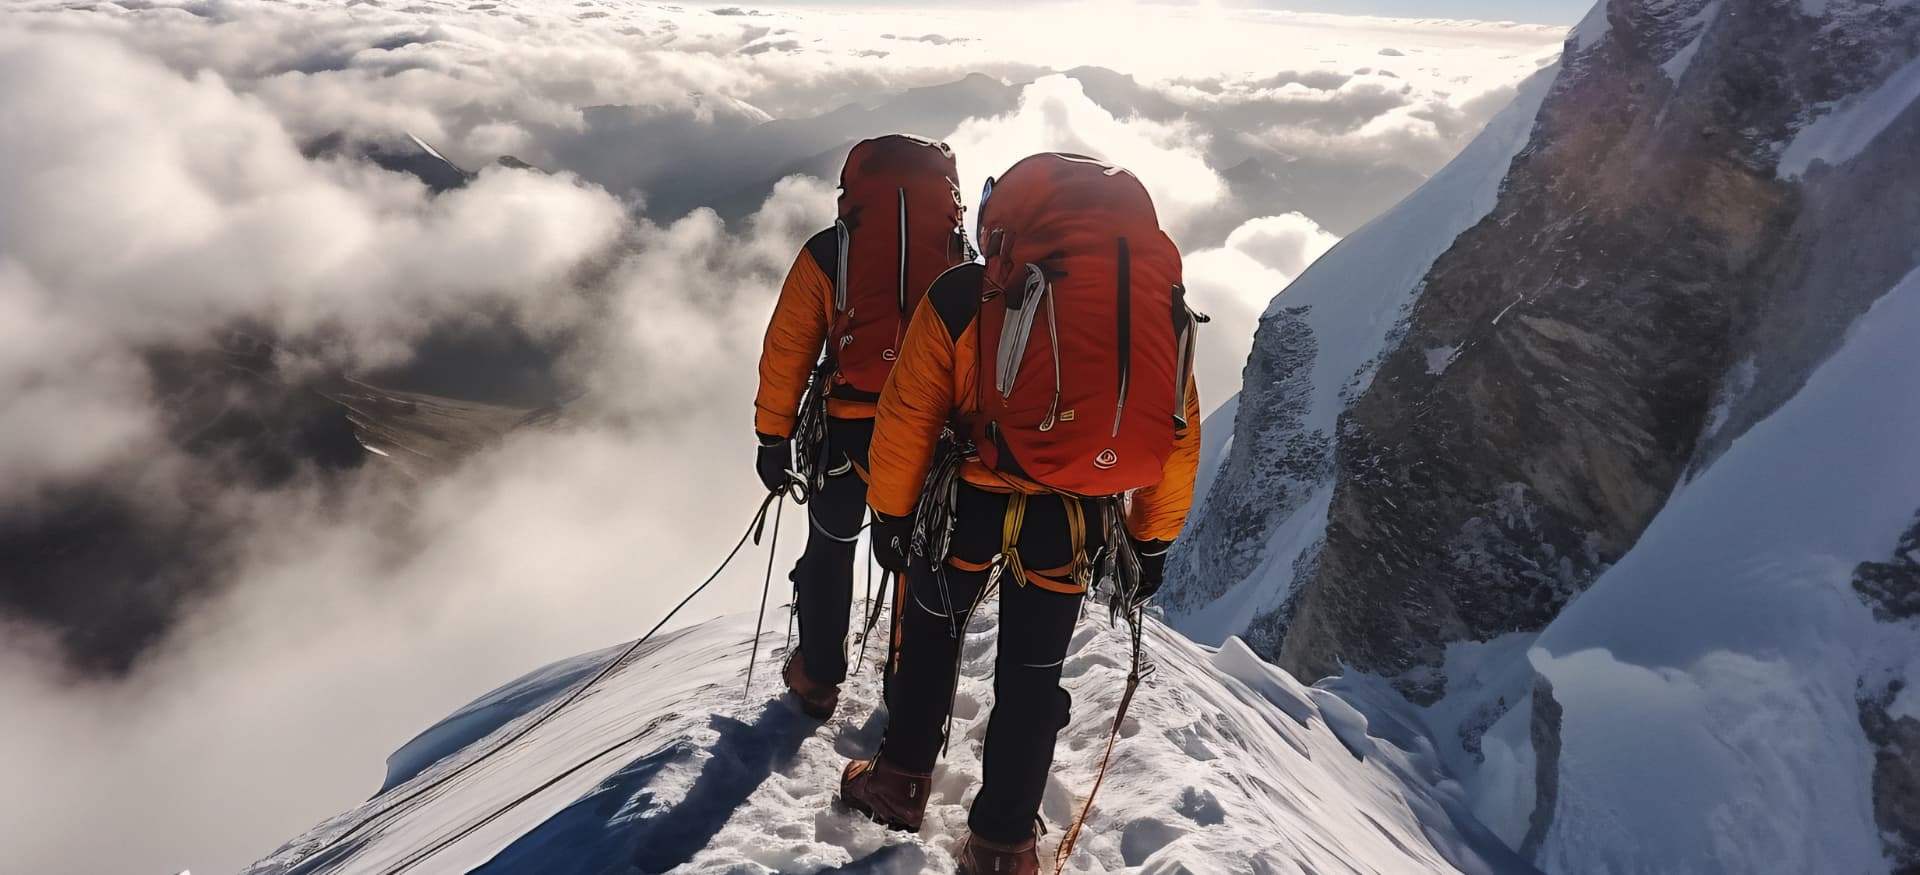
[789,359,834,503]
[938,490,1097,595]
[1094,496,1147,619]
[908,433,969,572]
[790,356,871,552]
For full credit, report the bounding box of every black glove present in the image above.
[1127,538,1171,607]
[871,510,915,574]
[755,433,792,493]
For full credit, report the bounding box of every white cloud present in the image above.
[579,174,837,416]
[0,28,625,347]
[1221,212,1342,278]
[0,40,832,870]
[10,0,1562,201]
[0,171,830,875]
[0,421,814,875]
[0,28,629,500]
[945,74,1227,245]
[1184,213,1341,415]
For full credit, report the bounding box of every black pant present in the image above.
[791,416,873,686]
[881,483,1100,844]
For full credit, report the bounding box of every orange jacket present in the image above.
[867,264,1201,544]
[754,228,878,438]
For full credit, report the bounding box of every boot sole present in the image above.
[784,688,837,721]
[842,795,920,832]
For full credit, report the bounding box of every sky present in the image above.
[1251,0,1591,24]
[0,0,1566,871]
[708,0,1595,26]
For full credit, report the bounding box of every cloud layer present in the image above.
[13,0,1562,230]
[946,74,1228,243]
[0,2,1559,872]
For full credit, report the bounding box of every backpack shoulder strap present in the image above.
[1171,284,1204,430]
[926,262,984,342]
[802,226,838,277]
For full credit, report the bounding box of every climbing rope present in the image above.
[383,718,666,875]
[1053,605,1150,874]
[742,492,787,699]
[852,568,891,676]
[283,488,790,875]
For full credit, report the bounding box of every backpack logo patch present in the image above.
[1094,449,1119,470]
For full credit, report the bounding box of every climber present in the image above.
[754,134,973,721]
[838,153,1203,875]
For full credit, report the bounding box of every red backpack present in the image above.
[973,153,1198,497]
[831,135,969,398]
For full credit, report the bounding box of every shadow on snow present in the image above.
[470,698,817,875]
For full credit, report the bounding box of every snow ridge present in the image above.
[1779,53,1920,178]
[243,608,1534,875]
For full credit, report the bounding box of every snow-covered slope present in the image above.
[1494,266,1920,874]
[242,607,1536,875]
[1331,266,1920,875]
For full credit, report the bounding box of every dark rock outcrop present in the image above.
[1856,510,1920,873]
[0,337,538,675]
[1860,677,1920,874]
[1518,673,1562,860]
[0,341,366,674]
[1855,510,1920,622]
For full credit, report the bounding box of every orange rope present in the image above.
[1052,616,1143,873]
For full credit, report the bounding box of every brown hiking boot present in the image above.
[783,651,839,720]
[839,756,932,832]
[955,831,1040,875]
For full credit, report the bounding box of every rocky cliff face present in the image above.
[1286,0,1920,690]
[1163,64,1562,650]
[1172,0,1920,692]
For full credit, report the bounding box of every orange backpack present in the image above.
[972,153,1197,497]
[830,135,970,399]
